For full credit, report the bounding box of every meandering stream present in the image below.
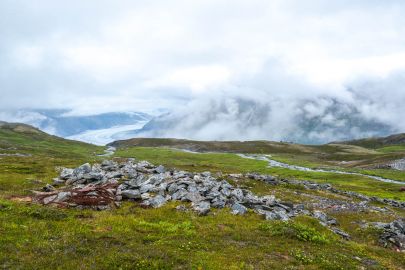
[238,154,405,185]
[98,146,116,157]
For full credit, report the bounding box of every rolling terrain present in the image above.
[1,122,404,269]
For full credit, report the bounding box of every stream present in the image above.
[238,154,405,185]
[98,146,116,157]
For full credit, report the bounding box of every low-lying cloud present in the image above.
[138,64,402,144]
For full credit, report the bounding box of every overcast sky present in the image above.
[1,0,405,117]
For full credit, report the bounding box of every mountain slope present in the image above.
[0,109,152,144]
[131,97,395,144]
[336,133,405,149]
[0,121,102,159]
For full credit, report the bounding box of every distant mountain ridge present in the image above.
[0,109,152,145]
[335,133,405,148]
[131,97,395,144]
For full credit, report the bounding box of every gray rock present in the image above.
[84,172,104,181]
[176,205,188,211]
[331,227,351,240]
[211,197,226,208]
[60,168,74,180]
[155,165,166,174]
[372,219,405,251]
[201,171,211,177]
[185,192,205,203]
[192,201,211,215]
[231,189,244,202]
[122,189,141,199]
[101,160,118,171]
[43,195,57,205]
[54,192,71,202]
[52,178,65,186]
[149,195,167,208]
[141,193,151,200]
[231,203,247,215]
[187,185,198,193]
[140,184,155,194]
[313,211,337,226]
[167,183,179,194]
[221,188,231,197]
[42,184,55,192]
[73,163,91,176]
[257,209,289,221]
[262,195,276,206]
[172,189,188,201]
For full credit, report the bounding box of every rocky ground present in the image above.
[33,158,405,253]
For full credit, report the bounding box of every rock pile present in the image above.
[372,219,405,252]
[240,173,405,210]
[35,159,303,219]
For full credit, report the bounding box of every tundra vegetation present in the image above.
[0,123,404,269]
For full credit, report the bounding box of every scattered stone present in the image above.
[148,195,167,208]
[331,227,351,240]
[176,204,188,211]
[141,193,151,200]
[43,195,57,205]
[231,203,247,215]
[54,192,71,203]
[372,219,405,251]
[42,184,55,192]
[192,201,211,216]
[155,165,166,174]
[313,211,338,226]
[121,189,141,199]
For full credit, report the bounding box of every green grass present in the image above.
[376,145,405,153]
[2,199,404,269]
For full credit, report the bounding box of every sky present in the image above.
[1,0,405,142]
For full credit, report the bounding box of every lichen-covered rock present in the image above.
[121,189,141,199]
[192,201,211,215]
[231,203,247,215]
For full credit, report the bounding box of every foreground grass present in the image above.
[1,199,404,269]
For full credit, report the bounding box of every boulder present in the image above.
[54,191,71,203]
[185,192,205,203]
[231,189,244,202]
[149,195,167,208]
[122,189,141,199]
[154,165,166,174]
[60,168,74,180]
[42,184,55,192]
[192,201,211,216]
[231,203,247,215]
[43,195,57,205]
[73,163,91,177]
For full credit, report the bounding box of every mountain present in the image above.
[131,97,395,144]
[0,109,152,145]
[336,133,405,149]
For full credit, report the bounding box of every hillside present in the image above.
[1,122,405,269]
[337,133,405,149]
